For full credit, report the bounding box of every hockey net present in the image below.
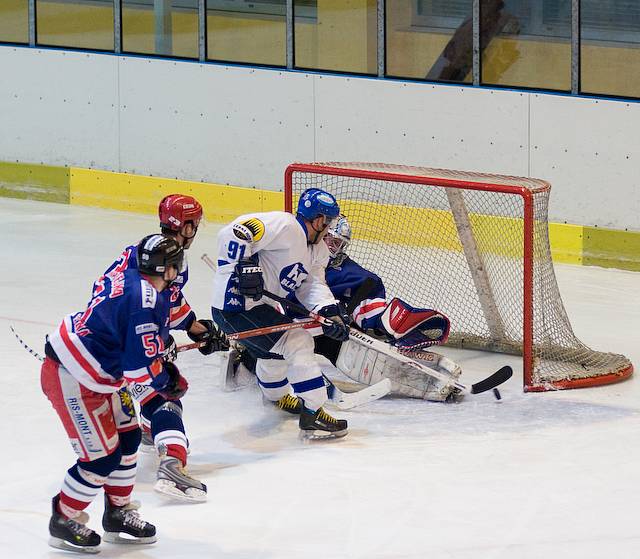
[285,162,633,392]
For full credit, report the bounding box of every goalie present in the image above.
[226,215,461,402]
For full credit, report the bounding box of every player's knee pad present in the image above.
[118,427,142,456]
[78,446,122,477]
[255,358,288,382]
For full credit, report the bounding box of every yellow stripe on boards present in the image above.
[69,168,283,223]
[1,160,638,271]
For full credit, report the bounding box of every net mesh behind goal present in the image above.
[285,162,633,392]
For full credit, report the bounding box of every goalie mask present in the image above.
[324,214,352,267]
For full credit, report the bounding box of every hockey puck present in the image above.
[492,388,502,401]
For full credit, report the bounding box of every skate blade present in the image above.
[154,479,207,503]
[299,428,348,441]
[49,536,100,554]
[103,532,157,545]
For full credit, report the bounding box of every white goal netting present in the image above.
[286,162,632,391]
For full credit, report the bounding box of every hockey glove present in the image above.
[235,258,263,301]
[317,304,350,342]
[187,319,230,355]
[159,362,189,400]
[162,335,178,363]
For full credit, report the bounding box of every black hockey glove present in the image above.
[162,335,178,363]
[317,304,350,342]
[187,319,230,355]
[159,362,189,401]
[235,258,263,301]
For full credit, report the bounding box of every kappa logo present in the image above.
[227,297,242,307]
[239,218,265,242]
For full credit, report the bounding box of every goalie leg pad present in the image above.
[380,298,451,350]
[336,339,461,401]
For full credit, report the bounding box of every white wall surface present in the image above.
[1,45,639,229]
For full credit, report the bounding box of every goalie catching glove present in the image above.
[187,319,230,355]
[380,298,450,350]
[316,303,350,342]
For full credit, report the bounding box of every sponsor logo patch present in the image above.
[233,223,253,241]
[141,282,157,308]
[135,323,159,334]
[239,218,265,242]
[317,193,334,204]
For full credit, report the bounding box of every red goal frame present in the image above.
[284,163,633,392]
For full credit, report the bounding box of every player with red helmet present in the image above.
[105,194,228,502]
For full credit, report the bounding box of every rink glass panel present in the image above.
[293,0,377,74]
[206,0,286,66]
[580,0,640,98]
[36,0,114,51]
[386,0,473,83]
[122,0,198,58]
[0,0,28,44]
[285,162,632,391]
[480,0,571,91]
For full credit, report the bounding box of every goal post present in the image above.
[284,162,633,392]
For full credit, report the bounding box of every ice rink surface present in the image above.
[1,198,639,558]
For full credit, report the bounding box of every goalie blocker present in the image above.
[380,297,450,350]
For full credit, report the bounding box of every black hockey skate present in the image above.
[299,406,348,440]
[48,495,101,554]
[102,494,157,545]
[154,454,207,503]
[274,393,303,415]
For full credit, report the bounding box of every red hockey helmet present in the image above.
[159,194,203,232]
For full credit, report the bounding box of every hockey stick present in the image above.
[201,253,391,408]
[176,319,319,354]
[261,290,512,395]
[9,325,45,362]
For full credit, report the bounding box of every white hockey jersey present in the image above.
[212,211,337,313]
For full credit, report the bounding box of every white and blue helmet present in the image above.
[324,214,352,262]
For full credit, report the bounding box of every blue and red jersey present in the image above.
[48,250,172,394]
[107,245,195,331]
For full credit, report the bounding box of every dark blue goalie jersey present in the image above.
[325,257,387,331]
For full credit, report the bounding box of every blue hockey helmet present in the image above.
[296,188,340,222]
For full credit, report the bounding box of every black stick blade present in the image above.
[470,366,513,394]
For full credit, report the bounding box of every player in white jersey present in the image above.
[226,214,455,401]
[212,188,350,439]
